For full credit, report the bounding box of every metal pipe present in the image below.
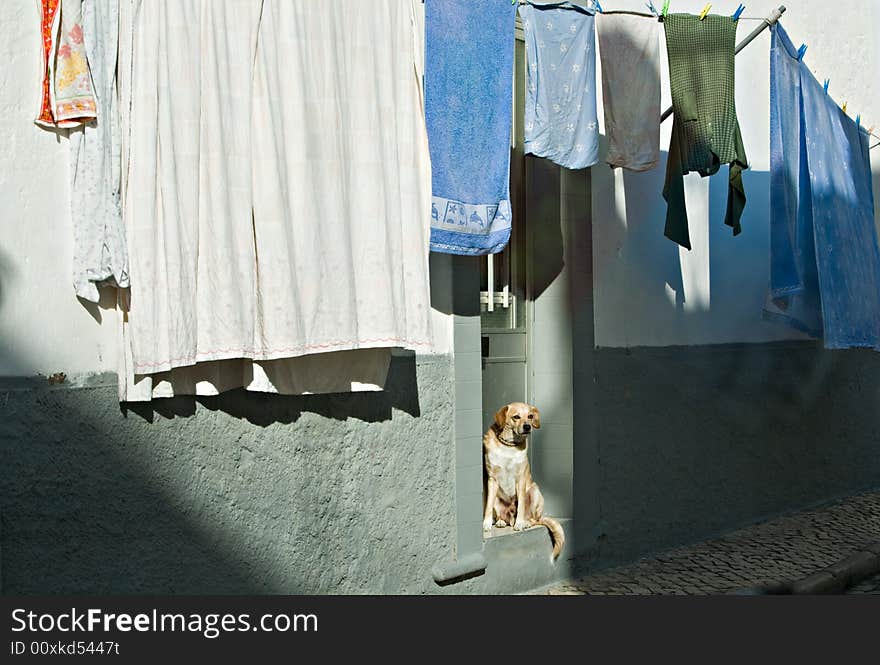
[487,254,495,312]
[660,5,787,123]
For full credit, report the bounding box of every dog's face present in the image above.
[494,402,541,438]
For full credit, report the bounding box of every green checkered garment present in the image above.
[663,13,748,250]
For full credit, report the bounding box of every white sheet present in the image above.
[69,0,130,303]
[117,0,432,401]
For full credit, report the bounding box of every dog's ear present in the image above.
[529,406,541,429]
[494,405,509,429]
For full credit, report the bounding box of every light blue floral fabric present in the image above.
[520,2,598,170]
[765,23,880,350]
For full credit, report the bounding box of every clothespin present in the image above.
[646,1,659,15]
[732,4,745,21]
[842,101,848,115]
[699,3,712,20]
[823,79,830,95]
[796,44,807,61]
[856,115,862,130]
[593,0,603,12]
[662,0,670,17]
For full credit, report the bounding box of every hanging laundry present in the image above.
[663,13,748,250]
[520,2,599,171]
[35,0,98,129]
[764,24,880,350]
[425,0,517,256]
[596,12,661,172]
[69,0,129,303]
[119,0,432,400]
[250,2,433,366]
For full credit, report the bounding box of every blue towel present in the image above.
[425,0,517,256]
[520,2,598,170]
[765,24,880,350]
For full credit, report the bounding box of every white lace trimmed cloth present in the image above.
[116,0,432,401]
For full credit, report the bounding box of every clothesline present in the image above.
[515,0,770,22]
[515,1,880,149]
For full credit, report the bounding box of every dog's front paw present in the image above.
[513,520,528,532]
[495,520,508,528]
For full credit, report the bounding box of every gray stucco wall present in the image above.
[0,355,460,594]
[4,338,880,594]
[582,343,880,570]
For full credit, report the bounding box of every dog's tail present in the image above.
[538,516,565,560]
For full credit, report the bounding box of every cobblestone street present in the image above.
[540,490,880,596]
[848,573,880,595]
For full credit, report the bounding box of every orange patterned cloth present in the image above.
[35,0,97,129]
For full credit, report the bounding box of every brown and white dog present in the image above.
[483,402,565,560]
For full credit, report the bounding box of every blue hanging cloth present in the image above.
[765,24,880,350]
[519,1,599,170]
[425,0,517,256]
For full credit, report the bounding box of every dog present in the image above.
[483,402,565,560]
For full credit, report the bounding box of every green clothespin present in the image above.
[662,0,670,16]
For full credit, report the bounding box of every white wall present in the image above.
[0,1,120,378]
[0,0,452,381]
[593,0,880,347]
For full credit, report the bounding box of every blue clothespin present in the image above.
[593,0,603,12]
[646,1,659,15]
[797,44,808,61]
[823,79,830,95]
[732,4,745,21]
[856,115,862,130]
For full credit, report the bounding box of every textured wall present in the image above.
[0,356,461,594]
[587,343,880,567]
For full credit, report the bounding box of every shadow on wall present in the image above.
[0,350,446,594]
[77,286,121,326]
[577,144,880,567]
[0,246,17,316]
[0,251,472,593]
[518,76,880,566]
[1,384,272,593]
[122,352,422,426]
[528,155,567,302]
[592,148,783,344]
